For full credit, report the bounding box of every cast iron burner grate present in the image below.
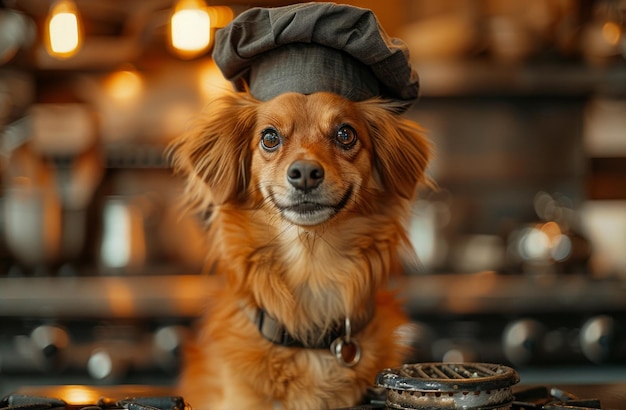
[339,363,608,410]
[376,362,520,409]
[0,395,188,410]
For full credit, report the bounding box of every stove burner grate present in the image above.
[346,367,608,410]
[0,394,189,410]
[375,362,520,409]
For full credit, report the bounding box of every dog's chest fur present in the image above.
[176,207,412,409]
[212,206,403,340]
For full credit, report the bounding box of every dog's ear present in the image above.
[359,100,431,200]
[168,92,258,207]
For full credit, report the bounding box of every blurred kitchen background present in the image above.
[0,0,625,395]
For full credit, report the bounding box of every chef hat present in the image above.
[212,2,419,112]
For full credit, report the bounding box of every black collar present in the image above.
[248,307,373,349]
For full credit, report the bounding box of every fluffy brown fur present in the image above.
[168,91,431,409]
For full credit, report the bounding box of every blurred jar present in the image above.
[99,196,146,274]
[3,180,62,267]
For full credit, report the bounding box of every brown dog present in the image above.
[168,90,430,409]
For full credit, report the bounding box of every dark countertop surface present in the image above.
[514,384,626,409]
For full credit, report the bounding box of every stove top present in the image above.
[337,385,617,409]
[3,384,623,410]
[1,386,188,410]
[0,395,188,410]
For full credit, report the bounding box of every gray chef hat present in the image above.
[212,2,419,112]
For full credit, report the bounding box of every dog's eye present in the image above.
[335,125,357,149]
[261,128,281,151]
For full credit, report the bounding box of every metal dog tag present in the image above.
[330,318,361,367]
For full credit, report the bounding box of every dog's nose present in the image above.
[287,159,324,191]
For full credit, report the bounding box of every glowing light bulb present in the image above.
[46,0,82,58]
[105,67,143,103]
[602,21,621,46]
[170,0,211,58]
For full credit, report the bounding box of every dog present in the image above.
[168,90,431,409]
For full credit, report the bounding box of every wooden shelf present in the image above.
[415,61,626,98]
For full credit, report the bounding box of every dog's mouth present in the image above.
[270,185,353,226]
